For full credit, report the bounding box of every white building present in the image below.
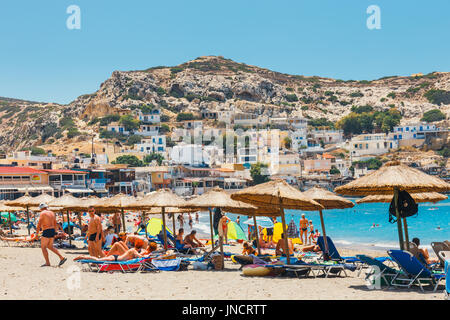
[345,133,398,158]
[137,124,160,136]
[289,129,308,150]
[107,122,130,135]
[390,123,438,141]
[170,144,211,166]
[135,135,166,154]
[138,109,161,124]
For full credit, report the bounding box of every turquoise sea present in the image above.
[188,198,450,251]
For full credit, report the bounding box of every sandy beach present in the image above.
[0,241,445,300]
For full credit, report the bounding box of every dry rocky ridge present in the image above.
[1,55,449,153]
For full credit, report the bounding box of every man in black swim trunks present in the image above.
[36,203,67,267]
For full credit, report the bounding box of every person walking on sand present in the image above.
[87,206,104,257]
[35,203,67,267]
[299,214,309,245]
[308,220,315,245]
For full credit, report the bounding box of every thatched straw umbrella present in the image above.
[231,180,323,264]
[130,189,186,251]
[6,194,36,235]
[181,187,256,262]
[335,161,450,250]
[356,192,448,204]
[96,194,138,232]
[302,186,354,259]
[0,201,23,235]
[48,193,90,246]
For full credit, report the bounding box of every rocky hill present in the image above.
[1,56,449,153]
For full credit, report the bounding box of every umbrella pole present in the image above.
[77,212,82,232]
[253,215,261,255]
[279,194,290,265]
[121,208,126,233]
[208,208,214,250]
[8,211,12,235]
[219,235,224,270]
[393,188,404,250]
[26,205,30,236]
[318,209,330,260]
[172,212,176,237]
[66,210,72,246]
[161,207,168,251]
[143,211,148,239]
[403,218,410,252]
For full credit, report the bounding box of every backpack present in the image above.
[389,190,418,223]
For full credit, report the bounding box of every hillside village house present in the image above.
[107,122,130,135]
[309,129,344,145]
[137,108,161,124]
[303,158,333,174]
[344,133,398,158]
[388,122,440,147]
[137,124,160,136]
[170,144,211,166]
[0,151,56,169]
[289,129,308,150]
[135,136,166,154]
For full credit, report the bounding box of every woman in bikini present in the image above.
[299,214,309,245]
[73,247,150,262]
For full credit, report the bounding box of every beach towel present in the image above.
[445,259,450,297]
[287,219,298,238]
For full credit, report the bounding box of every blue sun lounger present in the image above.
[356,254,400,287]
[268,257,356,278]
[317,236,361,264]
[388,249,446,292]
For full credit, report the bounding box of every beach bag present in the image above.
[388,190,418,223]
[211,255,224,270]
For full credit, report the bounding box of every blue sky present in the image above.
[0,0,449,104]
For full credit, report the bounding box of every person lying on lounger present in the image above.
[124,234,149,251]
[275,233,294,256]
[73,247,152,262]
[0,233,38,241]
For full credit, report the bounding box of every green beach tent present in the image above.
[215,221,247,241]
[1,212,17,223]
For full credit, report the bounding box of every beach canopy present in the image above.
[1,212,17,222]
[302,186,354,209]
[242,216,274,228]
[138,218,172,237]
[335,160,450,251]
[231,179,324,211]
[96,194,139,210]
[334,161,450,196]
[231,179,323,264]
[181,187,256,212]
[135,189,186,208]
[48,194,89,211]
[301,186,354,258]
[214,221,247,241]
[0,201,23,212]
[356,192,448,204]
[5,194,35,207]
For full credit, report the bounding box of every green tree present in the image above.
[143,153,165,165]
[119,115,140,132]
[329,166,340,175]
[283,136,292,149]
[250,163,270,185]
[421,109,446,123]
[176,112,195,122]
[112,155,143,167]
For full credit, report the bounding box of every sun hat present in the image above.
[39,203,48,210]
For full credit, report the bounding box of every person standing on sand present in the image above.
[35,203,67,267]
[299,214,309,245]
[112,211,122,233]
[87,206,104,257]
